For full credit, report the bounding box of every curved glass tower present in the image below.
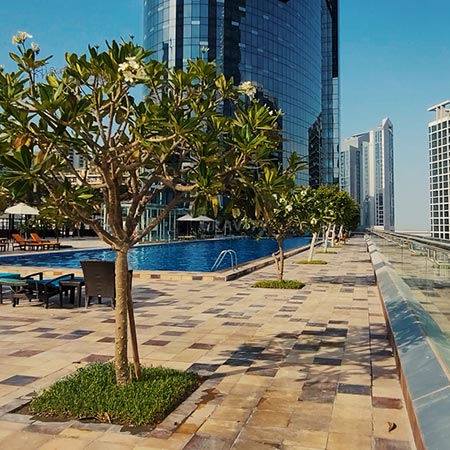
[143,0,339,186]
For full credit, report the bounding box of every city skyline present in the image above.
[341,117,395,231]
[1,1,449,231]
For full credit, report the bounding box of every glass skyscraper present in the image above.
[143,0,339,186]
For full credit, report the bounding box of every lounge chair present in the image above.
[0,272,22,304]
[30,233,61,250]
[11,233,44,251]
[8,272,76,308]
[35,273,76,308]
[81,260,132,309]
[1,271,44,306]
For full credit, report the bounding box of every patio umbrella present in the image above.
[176,214,195,222]
[195,215,215,222]
[5,203,39,215]
[176,214,214,222]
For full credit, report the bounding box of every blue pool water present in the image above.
[0,237,310,272]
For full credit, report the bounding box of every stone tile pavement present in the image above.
[0,237,416,449]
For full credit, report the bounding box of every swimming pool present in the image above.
[0,237,310,272]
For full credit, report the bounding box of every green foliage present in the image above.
[297,259,327,265]
[253,279,305,289]
[29,362,202,426]
[0,36,282,248]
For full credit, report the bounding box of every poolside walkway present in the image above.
[0,237,416,450]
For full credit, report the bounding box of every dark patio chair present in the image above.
[0,272,29,304]
[35,273,76,308]
[80,260,132,309]
[7,272,77,308]
[3,271,45,307]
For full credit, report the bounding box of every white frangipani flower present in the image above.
[238,81,257,100]
[31,42,40,53]
[122,70,135,83]
[12,31,33,45]
[118,57,146,84]
[126,57,140,70]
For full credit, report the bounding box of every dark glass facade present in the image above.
[143,0,339,186]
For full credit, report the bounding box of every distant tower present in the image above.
[428,101,450,240]
[340,118,395,231]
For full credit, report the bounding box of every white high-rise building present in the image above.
[340,118,395,231]
[428,101,450,240]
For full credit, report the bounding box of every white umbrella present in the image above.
[177,214,194,222]
[176,214,214,222]
[4,203,39,215]
[195,215,215,222]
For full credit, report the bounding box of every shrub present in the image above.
[253,280,305,289]
[29,362,202,426]
[297,260,327,265]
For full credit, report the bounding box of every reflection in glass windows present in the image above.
[144,0,340,186]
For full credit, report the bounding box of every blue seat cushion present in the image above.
[0,273,20,278]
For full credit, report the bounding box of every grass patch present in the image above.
[297,260,327,265]
[29,362,202,426]
[253,280,305,289]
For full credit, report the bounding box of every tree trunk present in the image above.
[114,249,131,385]
[323,224,332,253]
[127,275,141,380]
[308,232,317,262]
[331,224,336,247]
[274,237,285,281]
[338,224,344,241]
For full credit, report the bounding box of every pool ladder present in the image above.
[211,249,238,271]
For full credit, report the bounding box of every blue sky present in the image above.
[0,1,446,231]
[341,1,450,230]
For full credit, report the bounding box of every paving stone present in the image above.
[0,237,417,450]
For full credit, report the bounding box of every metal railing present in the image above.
[211,249,237,271]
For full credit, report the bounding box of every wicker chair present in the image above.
[80,260,132,309]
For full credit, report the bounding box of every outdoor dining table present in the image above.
[59,277,85,308]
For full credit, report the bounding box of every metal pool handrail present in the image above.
[211,249,237,271]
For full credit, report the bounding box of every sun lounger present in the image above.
[30,233,61,250]
[11,233,45,251]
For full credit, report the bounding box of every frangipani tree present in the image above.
[304,185,334,261]
[305,185,360,260]
[319,186,360,248]
[238,154,309,281]
[334,190,360,240]
[0,34,281,384]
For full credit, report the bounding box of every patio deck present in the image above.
[0,236,416,449]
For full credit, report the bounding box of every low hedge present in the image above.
[253,280,305,289]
